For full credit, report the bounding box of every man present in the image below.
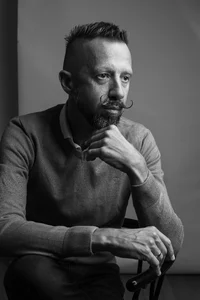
[0,22,183,300]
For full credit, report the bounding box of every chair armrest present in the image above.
[126,260,174,292]
[122,218,175,292]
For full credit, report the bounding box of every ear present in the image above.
[59,70,73,94]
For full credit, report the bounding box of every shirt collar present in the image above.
[59,102,72,140]
[59,102,84,153]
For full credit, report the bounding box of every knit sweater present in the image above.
[0,104,184,263]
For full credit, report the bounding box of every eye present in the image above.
[96,73,110,80]
[122,75,130,83]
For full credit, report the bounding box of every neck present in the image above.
[67,97,93,146]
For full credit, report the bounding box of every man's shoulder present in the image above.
[119,116,150,137]
[118,117,153,151]
[19,104,64,123]
[11,104,64,133]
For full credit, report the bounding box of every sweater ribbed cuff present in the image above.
[131,170,150,187]
[131,171,161,209]
[62,226,98,257]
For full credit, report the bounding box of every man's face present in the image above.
[70,38,133,129]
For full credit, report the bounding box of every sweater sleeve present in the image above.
[0,118,97,258]
[131,128,184,255]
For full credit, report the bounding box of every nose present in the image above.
[108,79,125,101]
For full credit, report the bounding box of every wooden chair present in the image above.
[123,218,174,300]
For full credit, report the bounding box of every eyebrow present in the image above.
[122,71,133,77]
[94,66,133,76]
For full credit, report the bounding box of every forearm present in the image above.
[0,215,97,258]
[131,171,184,255]
[124,127,184,256]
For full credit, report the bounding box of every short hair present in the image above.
[65,22,128,47]
[63,22,128,68]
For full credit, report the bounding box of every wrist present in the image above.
[91,228,115,253]
[127,156,149,185]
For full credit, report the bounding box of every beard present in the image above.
[74,91,132,130]
[75,96,123,129]
[77,101,123,129]
[91,95,133,129]
[91,109,122,129]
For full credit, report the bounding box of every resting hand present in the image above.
[85,125,148,184]
[92,226,175,276]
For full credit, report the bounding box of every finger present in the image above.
[151,245,163,260]
[154,238,167,262]
[155,251,164,265]
[155,231,175,261]
[85,125,119,147]
[145,252,161,276]
[92,126,110,135]
[85,132,106,148]
[149,241,164,266]
[159,253,165,266]
[150,233,167,260]
[92,124,118,135]
[85,148,101,161]
[88,140,104,150]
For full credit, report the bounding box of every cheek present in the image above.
[75,89,97,116]
[79,85,103,109]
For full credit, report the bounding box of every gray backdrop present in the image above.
[17,0,200,274]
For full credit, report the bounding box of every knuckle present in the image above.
[100,146,106,156]
[105,130,110,137]
[87,149,91,156]
[150,226,157,232]
[154,237,160,244]
[103,137,109,145]
[166,239,172,248]
[105,130,112,138]
[143,246,151,256]
[109,124,116,130]
[149,238,155,246]
[152,231,158,239]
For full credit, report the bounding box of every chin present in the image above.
[91,113,122,129]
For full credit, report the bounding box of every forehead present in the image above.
[72,38,132,74]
